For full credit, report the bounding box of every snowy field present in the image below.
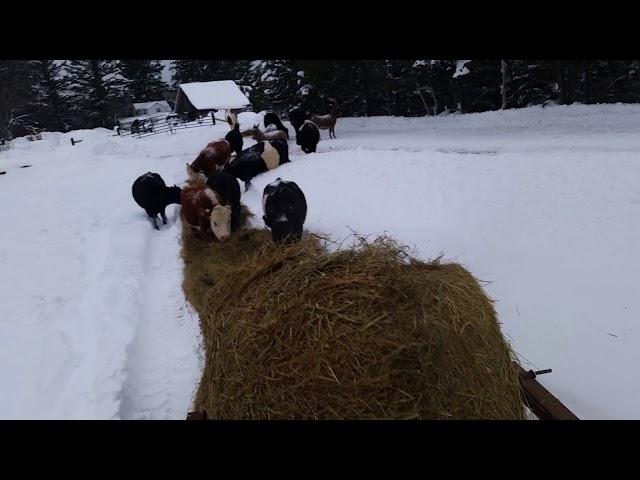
[1,103,639,419]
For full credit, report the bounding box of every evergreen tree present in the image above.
[243,60,302,113]
[410,60,456,114]
[172,59,250,87]
[66,60,127,128]
[454,60,500,113]
[120,60,166,102]
[172,60,207,86]
[33,60,70,132]
[0,60,39,139]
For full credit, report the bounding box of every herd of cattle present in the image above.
[131,106,337,243]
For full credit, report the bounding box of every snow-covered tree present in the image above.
[243,60,302,113]
[120,60,167,102]
[0,60,39,139]
[172,60,250,87]
[66,60,127,128]
[33,60,71,132]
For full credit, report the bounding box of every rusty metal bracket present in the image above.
[519,368,552,380]
[513,362,579,420]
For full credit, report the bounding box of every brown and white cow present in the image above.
[186,139,232,183]
[180,184,232,242]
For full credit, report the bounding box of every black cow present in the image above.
[206,171,242,232]
[288,108,311,144]
[132,172,182,230]
[297,120,320,153]
[224,111,243,156]
[262,178,307,244]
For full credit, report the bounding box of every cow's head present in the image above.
[270,220,300,244]
[209,204,232,242]
[168,185,182,205]
[225,110,238,129]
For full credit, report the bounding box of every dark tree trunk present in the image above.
[583,61,592,104]
[565,61,577,104]
[415,82,432,115]
[556,61,578,105]
[500,60,511,109]
[455,78,465,113]
[556,61,567,104]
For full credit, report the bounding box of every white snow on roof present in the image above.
[179,80,250,110]
[453,60,471,78]
[133,101,170,110]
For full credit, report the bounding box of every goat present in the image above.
[311,103,339,139]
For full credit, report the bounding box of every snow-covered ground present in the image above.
[1,104,639,419]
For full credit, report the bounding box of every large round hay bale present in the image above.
[182,229,524,419]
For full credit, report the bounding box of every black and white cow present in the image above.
[262,178,307,244]
[288,107,311,141]
[263,112,290,139]
[132,172,182,230]
[224,111,243,156]
[206,171,242,232]
[223,139,290,192]
[297,120,320,153]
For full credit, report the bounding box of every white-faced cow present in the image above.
[181,184,232,242]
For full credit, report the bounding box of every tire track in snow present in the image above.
[60,214,144,419]
[118,206,203,420]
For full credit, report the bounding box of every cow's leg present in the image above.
[244,180,251,192]
[199,217,215,241]
[147,210,160,230]
[232,206,241,231]
[161,208,168,225]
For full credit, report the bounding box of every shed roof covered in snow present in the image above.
[175,80,251,112]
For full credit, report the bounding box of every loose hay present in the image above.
[182,221,525,419]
